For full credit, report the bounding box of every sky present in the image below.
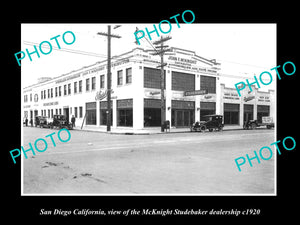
[21,23,276,90]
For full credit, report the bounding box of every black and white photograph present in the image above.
[20,23,276,195]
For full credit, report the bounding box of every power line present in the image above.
[23,41,107,58]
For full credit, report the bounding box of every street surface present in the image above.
[22,127,275,195]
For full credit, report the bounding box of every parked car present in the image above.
[50,115,72,129]
[37,116,51,128]
[191,114,224,132]
[243,117,274,130]
[243,119,258,130]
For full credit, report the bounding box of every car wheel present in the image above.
[209,128,213,132]
[200,125,206,132]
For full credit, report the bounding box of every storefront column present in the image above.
[195,74,201,121]
[269,90,275,119]
[253,100,258,120]
[96,101,100,126]
[133,97,144,129]
[239,103,243,126]
[133,65,144,129]
[112,99,117,128]
[216,77,222,115]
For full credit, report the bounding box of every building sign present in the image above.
[168,56,197,65]
[43,101,58,106]
[95,90,107,101]
[223,92,239,100]
[95,89,115,101]
[243,95,255,102]
[184,89,208,96]
[258,96,270,102]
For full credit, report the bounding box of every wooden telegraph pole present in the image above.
[97,25,121,132]
[150,36,172,132]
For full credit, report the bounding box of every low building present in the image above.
[22,47,275,130]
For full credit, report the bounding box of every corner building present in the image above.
[23,47,275,130]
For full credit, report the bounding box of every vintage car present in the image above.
[243,116,274,130]
[36,116,51,128]
[191,114,224,132]
[50,115,73,129]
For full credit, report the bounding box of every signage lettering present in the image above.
[184,89,208,96]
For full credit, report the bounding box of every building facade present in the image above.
[22,47,275,130]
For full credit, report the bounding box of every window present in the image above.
[41,91,43,100]
[100,75,105,88]
[100,101,113,125]
[74,82,77,94]
[55,109,58,115]
[64,85,67,95]
[79,80,82,93]
[48,89,50,98]
[74,107,78,118]
[126,68,132,84]
[55,87,58,97]
[224,103,239,124]
[86,102,97,125]
[24,95,28,102]
[59,86,61,96]
[44,90,46,99]
[51,88,53,98]
[68,83,71,95]
[172,71,195,91]
[86,78,90,91]
[30,93,32,101]
[144,67,166,89]
[117,70,123,85]
[117,99,133,127]
[79,106,83,118]
[200,75,216,93]
[92,77,96,90]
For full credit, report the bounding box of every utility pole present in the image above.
[150,36,172,132]
[97,25,121,132]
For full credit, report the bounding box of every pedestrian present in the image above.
[71,115,76,128]
[25,118,28,127]
[30,118,33,127]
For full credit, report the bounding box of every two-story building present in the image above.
[22,46,275,130]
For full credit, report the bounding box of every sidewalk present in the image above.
[73,124,244,135]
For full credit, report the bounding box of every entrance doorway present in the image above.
[172,110,193,127]
[63,107,69,122]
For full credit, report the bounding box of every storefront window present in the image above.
[244,104,254,122]
[100,101,113,126]
[117,99,133,127]
[86,102,96,125]
[257,105,269,123]
[144,99,162,127]
[200,102,216,121]
[224,103,239,124]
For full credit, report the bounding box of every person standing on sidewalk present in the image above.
[71,115,76,128]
